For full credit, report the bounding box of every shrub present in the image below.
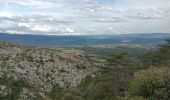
[128,67,169,100]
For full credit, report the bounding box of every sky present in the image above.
[0,0,170,35]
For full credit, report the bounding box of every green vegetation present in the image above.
[128,67,169,100]
[0,75,28,100]
[105,51,140,69]
[48,73,116,100]
[143,39,170,67]
[117,38,170,100]
[1,37,170,100]
[67,44,151,59]
[0,75,42,100]
[48,84,64,99]
[118,67,169,100]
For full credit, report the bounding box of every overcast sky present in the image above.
[0,0,170,35]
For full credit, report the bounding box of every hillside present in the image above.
[0,36,170,100]
[0,42,103,99]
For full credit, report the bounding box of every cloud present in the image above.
[95,17,128,23]
[0,0,170,35]
[125,8,168,20]
[18,23,54,32]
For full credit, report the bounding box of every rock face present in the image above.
[0,42,102,99]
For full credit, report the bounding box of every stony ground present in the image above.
[0,42,104,99]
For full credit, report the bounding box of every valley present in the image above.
[0,33,170,100]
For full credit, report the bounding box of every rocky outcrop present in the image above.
[0,42,103,99]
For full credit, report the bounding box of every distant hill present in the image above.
[0,33,170,46]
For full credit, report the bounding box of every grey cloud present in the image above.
[0,0,170,35]
[95,17,128,23]
[0,15,74,24]
[125,8,169,20]
[0,14,76,35]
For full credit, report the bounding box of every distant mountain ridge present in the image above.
[0,33,170,46]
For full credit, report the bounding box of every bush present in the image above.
[47,73,116,100]
[0,75,31,100]
[48,84,64,100]
[127,67,169,100]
